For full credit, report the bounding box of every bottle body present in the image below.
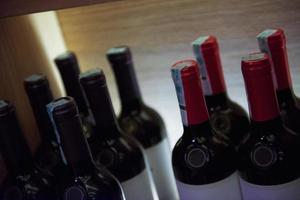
[239,52,300,200]
[119,105,178,199]
[173,125,241,200]
[107,46,178,199]
[63,167,125,200]
[80,69,157,200]
[170,60,241,200]
[89,134,155,200]
[238,119,300,200]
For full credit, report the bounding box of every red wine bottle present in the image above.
[257,29,300,133]
[239,52,300,200]
[80,69,157,200]
[24,74,66,178]
[0,100,57,200]
[54,52,94,137]
[192,36,250,147]
[47,97,125,200]
[107,46,177,199]
[171,60,241,200]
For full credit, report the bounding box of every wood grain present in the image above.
[0,0,118,18]
[57,0,300,147]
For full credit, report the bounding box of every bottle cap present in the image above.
[24,74,49,92]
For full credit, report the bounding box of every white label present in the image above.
[121,169,155,200]
[176,172,242,200]
[145,138,179,200]
[192,36,213,95]
[171,66,188,126]
[257,29,278,89]
[240,176,300,200]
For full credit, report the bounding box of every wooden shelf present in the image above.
[0,0,118,18]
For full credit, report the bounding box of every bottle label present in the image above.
[145,138,179,199]
[121,168,156,200]
[192,36,213,95]
[239,176,300,200]
[176,171,242,200]
[171,66,188,126]
[257,29,278,89]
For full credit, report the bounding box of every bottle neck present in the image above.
[121,98,143,115]
[62,118,94,176]
[270,47,292,90]
[0,111,34,177]
[111,60,143,112]
[243,62,280,122]
[182,120,211,140]
[57,63,89,117]
[251,116,283,136]
[49,107,95,177]
[172,70,210,127]
[192,37,227,96]
[69,159,95,177]
[26,90,56,146]
[276,88,298,107]
[257,30,292,91]
[204,92,229,110]
[80,78,120,139]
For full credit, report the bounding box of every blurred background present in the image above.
[0,0,299,155]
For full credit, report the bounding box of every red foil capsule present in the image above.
[171,59,209,126]
[241,53,280,122]
[192,36,226,95]
[257,29,292,90]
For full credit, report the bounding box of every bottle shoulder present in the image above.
[2,167,57,200]
[238,123,300,185]
[119,104,166,148]
[88,133,146,181]
[34,143,65,177]
[208,100,250,147]
[64,169,124,200]
[172,128,237,184]
[280,101,300,133]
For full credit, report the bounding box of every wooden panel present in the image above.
[0,11,66,183]
[0,0,118,18]
[57,0,300,147]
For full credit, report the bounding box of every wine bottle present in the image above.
[239,52,300,200]
[192,36,250,147]
[80,69,157,200]
[47,97,125,200]
[54,51,94,137]
[24,74,66,178]
[257,29,300,133]
[0,100,57,200]
[107,46,178,199]
[171,59,241,200]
